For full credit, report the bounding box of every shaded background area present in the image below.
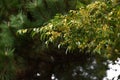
[15,50,120,80]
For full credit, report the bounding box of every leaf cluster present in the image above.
[29,1,120,57]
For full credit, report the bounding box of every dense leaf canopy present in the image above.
[20,1,120,58]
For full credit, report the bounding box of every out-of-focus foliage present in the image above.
[0,23,15,80]
[0,0,120,80]
[26,1,120,58]
[0,0,80,80]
